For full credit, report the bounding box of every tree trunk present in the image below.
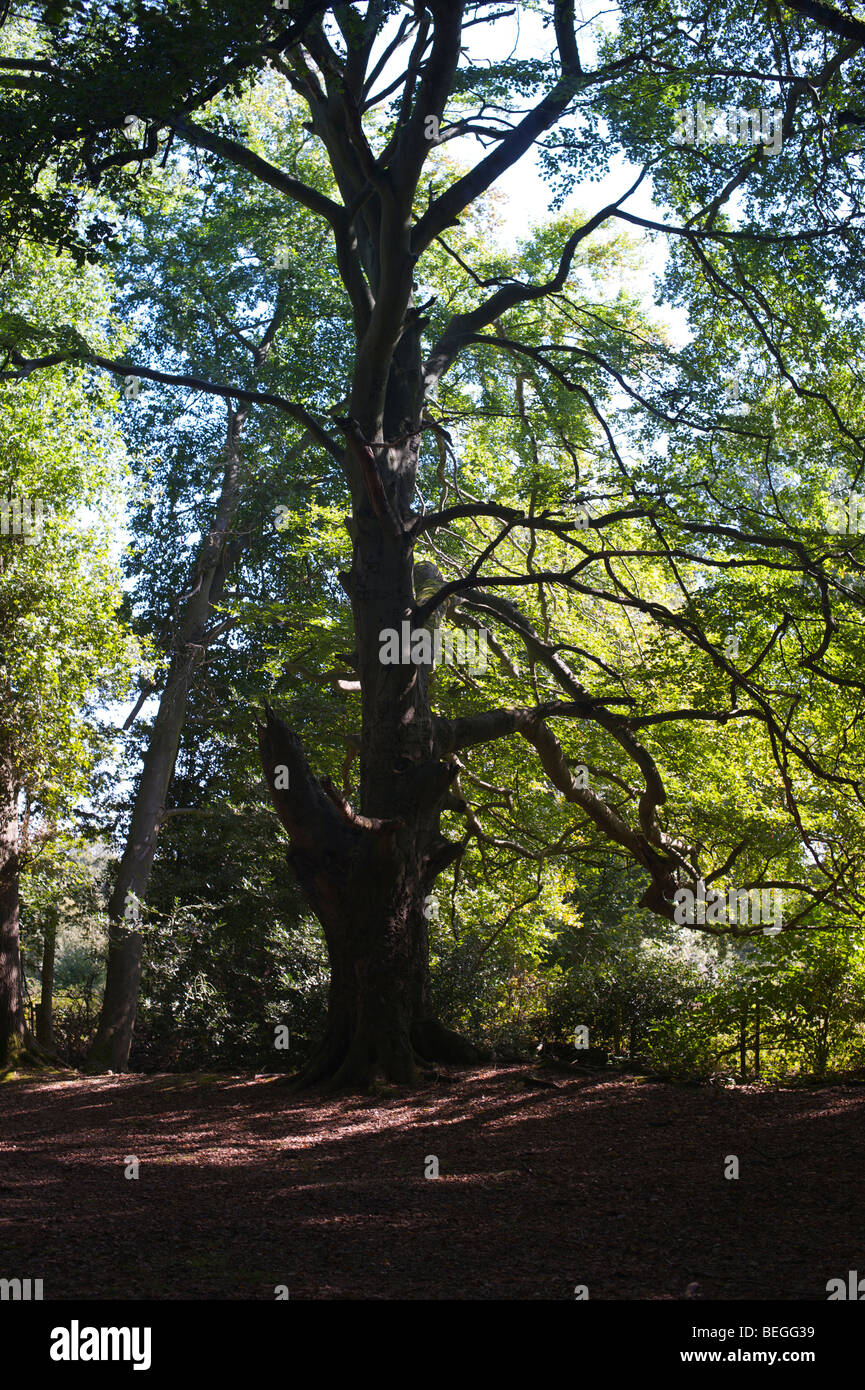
[258,701,481,1089]
[87,440,244,1072]
[85,644,198,1071]
[257,302,486,1086]
[87,308,312,1072]
[816,1012,830,1076]
[739,1009,748,1079]
[754,999,761,1078]
[259,660,480,1087]
[36,905,58,1049]
[85,562,232,1071]
[0,756,25,1069]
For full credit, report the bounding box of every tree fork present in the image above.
[257,707,482,1087]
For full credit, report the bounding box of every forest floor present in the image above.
[1,1063,863,1300]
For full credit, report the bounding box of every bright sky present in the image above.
[414,2,688,341]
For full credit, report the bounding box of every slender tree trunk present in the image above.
[754,999,761,1078]
[86,441,244,1072]
[739,1009,748,1079]
[36,905,58,1049]
[85,623,209,1070]
[816,1012,830,1075]
[87,357,321,1073]
[0,755,25,1069]
[87,294,306,1073]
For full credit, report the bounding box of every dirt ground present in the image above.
[1,1065,863,1300]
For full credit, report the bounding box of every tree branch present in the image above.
[0,348,343,462]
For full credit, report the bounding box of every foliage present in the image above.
[4,1,865,1081]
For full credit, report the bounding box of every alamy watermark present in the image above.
[673,881,783,932]
[0,496,128,546]
[722,377,750,417]
[0,495,44,544]
[0,1277,43,1300]
[826,492,865,534]
[120,115,143,142]
[123,891,142,927]
[50,1322,151,1371]
[379,620,488,673]
[673,102,783,155]
[827,1271,865,1299]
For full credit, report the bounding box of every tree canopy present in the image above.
[2,0,865,1084]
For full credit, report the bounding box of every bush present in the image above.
[131,903,329,1072]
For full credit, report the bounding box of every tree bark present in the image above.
[259,684,479,1088]
[739,1009,748,1079]
[254,282,493,1087]
[36,904,58,1049]
[0,753,25,1069]
[816,1011,830,1076]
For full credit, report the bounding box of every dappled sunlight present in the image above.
[4,1069,865,1299]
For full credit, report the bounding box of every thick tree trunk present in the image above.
[256,294,488,1086]
[306,862,479,1087]
[258,497,482,1088]
[258,687,482,1089]
[36,905,58,1049]
[0,758,25,1069]
[283,848,481,1088]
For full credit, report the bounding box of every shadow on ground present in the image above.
[0,1066,861,1299]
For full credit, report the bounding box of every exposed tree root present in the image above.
[0,1030,71,1079]
[285,1016,490,1093]
[412,1016,492,1064]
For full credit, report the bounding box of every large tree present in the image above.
[3,1,865,1084]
